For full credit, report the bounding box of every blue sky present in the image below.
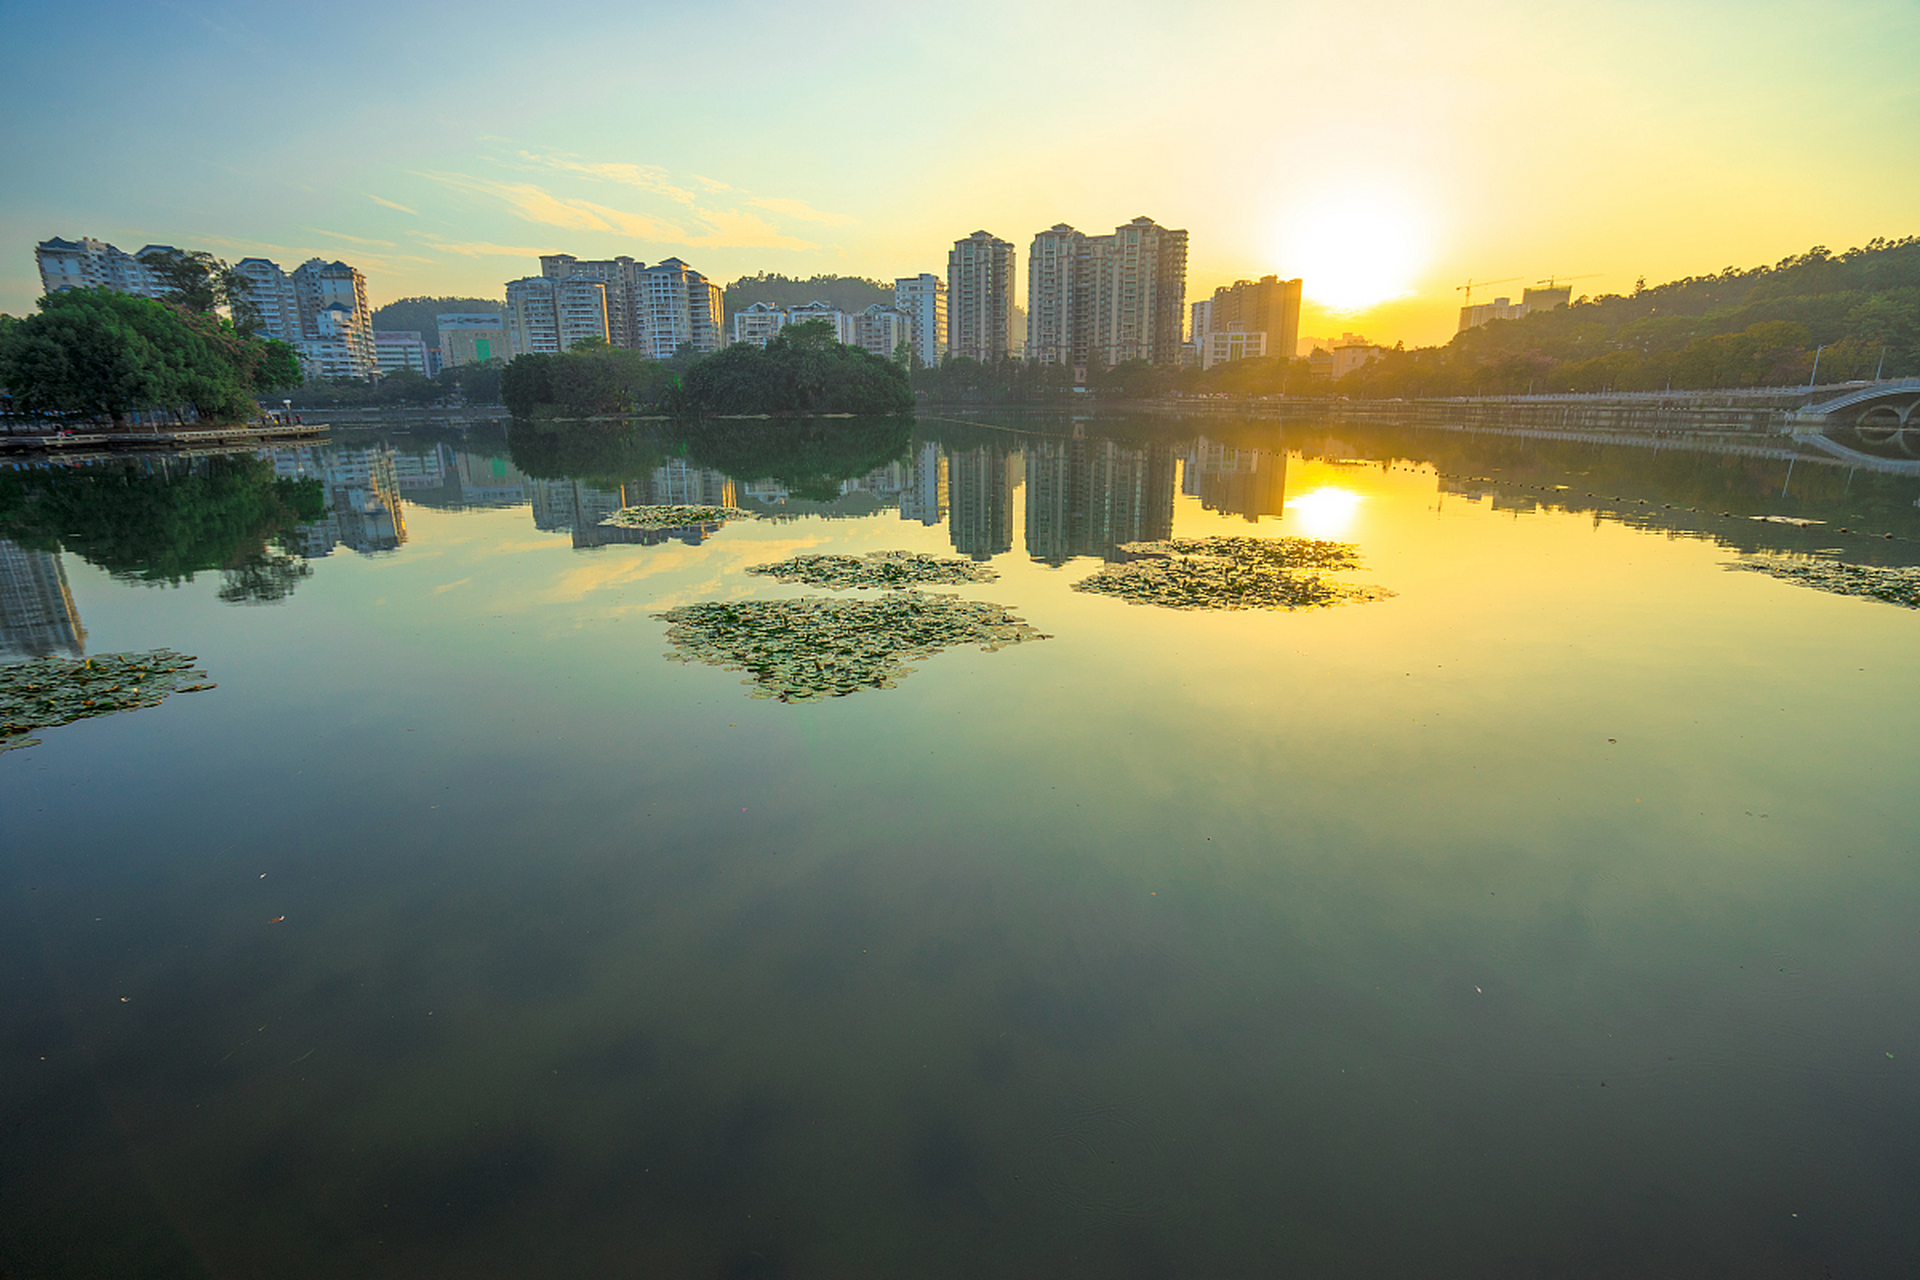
[4,0,1916,344]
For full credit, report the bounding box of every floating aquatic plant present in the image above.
[1732,554,1920,609]
[600,505,750,530]
[1072,536,1393,612]
[746,550,998,591]
[2,650,213,754]
[655,592,1047,702]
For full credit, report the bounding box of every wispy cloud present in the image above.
[415,171,621,231]
[746,196,855,227]
[416,235,563,258]
[306,227,398,248]
[570,200,689,241]
[367,195,419,215]
[515,151,698,204]
[686,209,817,251]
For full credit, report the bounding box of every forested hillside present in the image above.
[721,273,892,316]
[1348,237,1920,396]
[370,297,502,347]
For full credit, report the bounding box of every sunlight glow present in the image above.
[1278,187,1430,313]
[1285,485,1364,539]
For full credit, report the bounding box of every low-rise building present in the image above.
[374,331,432,376]
[730,301,789,349]
[1203,329,1267,370]
[438,313,508,367]
[852,305,912,361]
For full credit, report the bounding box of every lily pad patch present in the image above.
[1072,536,1393,612]
[600,505,750,530]
[2,650,213,754]
[746,550,998,591]
[655,592,1047,702]
[1732,555,1920,608]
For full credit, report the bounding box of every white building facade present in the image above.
[894,274,948,368]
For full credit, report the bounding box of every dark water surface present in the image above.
[4,414,1919,1278]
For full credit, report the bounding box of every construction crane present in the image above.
[1456,276,1521,306]
[1534,273,1601,290]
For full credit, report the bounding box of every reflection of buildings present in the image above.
[1183,438,1288,521]
[271,445,406,556]
[648,459,738,509]
[0,539,85,659]
[898,441,948,527]
[530,478,626,533]
[547,461,740,547]
[1024,438,1176,565]
[454,452,531,507]
[948,444,1018,560]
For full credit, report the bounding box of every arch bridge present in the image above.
[1795,379,1920,459]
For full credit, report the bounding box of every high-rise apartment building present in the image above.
[34,237,175,299]
[1026,224,1088,365]
[233,258,302,343]
[504,276,610,355]
[1025,217,1189,368]
[893,274,947,368]
[632,258,724,358]
[947,232,1016,363]
[508,254,723,358]
[1206,275,1301,362]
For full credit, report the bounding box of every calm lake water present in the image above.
[4,413,1919,1278]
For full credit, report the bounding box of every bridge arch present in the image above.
[1854,403,1903,446]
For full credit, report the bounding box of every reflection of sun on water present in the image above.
[1285,485,1362,538]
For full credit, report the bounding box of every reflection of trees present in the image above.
[506,421,665,485]
[0,457,326,596]
[676,416,912,502]
[217,550,314,604]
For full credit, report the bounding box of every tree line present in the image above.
[500,321,912,418]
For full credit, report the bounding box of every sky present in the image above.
[3,0,1917,347]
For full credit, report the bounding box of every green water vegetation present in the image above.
[1733,555,1920,608]
[721,273,893,317]
[0,457,326,600]
[0,288,301,425]
[655,593,1048,702]
[674,320,913,416]
[1073,536,1394,611]
[746,550,999,590]
[601,504,749,529]
[1,650,212,754]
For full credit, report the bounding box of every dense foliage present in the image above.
[288,359,504,410]
[500,343,685,418]
[0,456,326,600]
[369,297,502,349]
[721,273,892,317]
[674,321,912,415]
[0,288,301,424]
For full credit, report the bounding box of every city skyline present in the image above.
[3,1,1913,348]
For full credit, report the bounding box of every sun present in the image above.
[1276,186,1429,313]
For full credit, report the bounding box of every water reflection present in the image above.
[0,538,85,658]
